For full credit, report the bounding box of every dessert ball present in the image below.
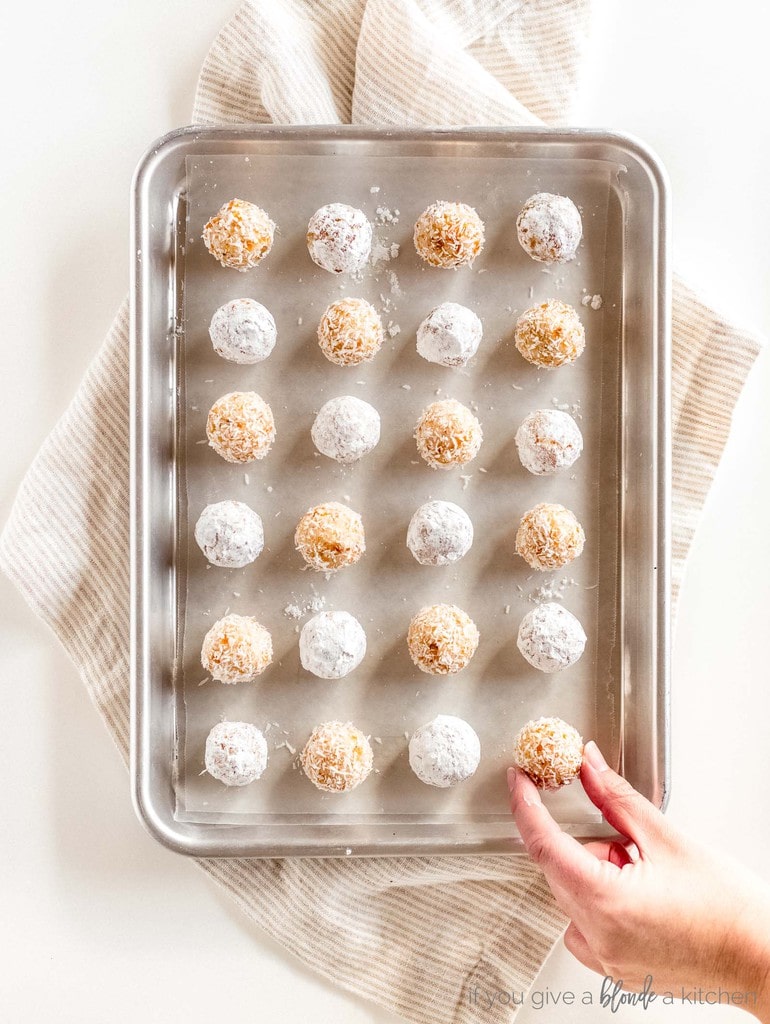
[306,203,372,274]
[515,502,585,571]
[301,721,373,793]
[414,399,482,470]
[516,192,582,264]
[408,715,481,788]
[202,198,275,271]
[194,500,264,568]
[515,408,583,476]
[206,391,276,463]
[416,302,483,368]
[514,300,585,368]
[414,201,485,268]
[299,610,367,679]
[407,603,479,675]
[512,716,583,790]
[406,500,473,566]
[201,614,273,684]
[205,721,268,786]
[311,395,381,464]
[317,298,384,366]
[294,501,365,572]
[517,603,586,673]
[209,298,277,364]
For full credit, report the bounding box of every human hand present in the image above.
[508,741,770,1020]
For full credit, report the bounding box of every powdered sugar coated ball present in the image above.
[202,199,275,271]
[307,203,372,274]
[407,500,473,566]
[205,721,268,786]
[516,193,582,264]
[414,201,485,268]
[515,408,583,475]
[301,721,373,793]
[311,395,381,464]
[513,717,583,790]
[201,614,273,683]
[416,302,483,367]
[194,500,264,568]
[414,399,483,469]
[517,603,586,673]
[515,502,585,571]
[409,715,481,788]
[299,610,367,679]
[209,298,277,364]
[206,391,275,463]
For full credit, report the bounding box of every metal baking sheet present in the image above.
[130,126,670,857]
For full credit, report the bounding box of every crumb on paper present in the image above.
[232,591,241,597]
[374,736,382,745]
[478,467,488,473]
[511,382,524,391]
[244,473,250,485]
[297,316,303,326]
[581,293,603,309]
[375,205,399,225]
[387,270,401,296]
[504,604,511,615]
[370,185,380,193]
[528,285,534,299]
[387,322,401,338]
[195,439,208,445]
[460,474,472,490]
[198,678,208,687]
[266,485,273,493]
[401,383,411,390]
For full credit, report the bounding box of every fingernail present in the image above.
[583,740,609,773]
[507,767,517,793]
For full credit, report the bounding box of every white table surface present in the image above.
[1,1,768,1021]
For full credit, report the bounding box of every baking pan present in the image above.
[130,126,670,857]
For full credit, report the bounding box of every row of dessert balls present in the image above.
[203,713,585,794]
[207,292,586,372]
[201,594,586,690]
[195,496,586,576]
[201,191,583,276]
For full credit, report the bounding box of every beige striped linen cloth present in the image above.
[0,1,763,1022]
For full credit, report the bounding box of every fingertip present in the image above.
[582,739,610,774]
[508,765,542,812]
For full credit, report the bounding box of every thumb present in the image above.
[580,741,671,854]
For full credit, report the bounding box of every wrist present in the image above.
[730,901,770,1021]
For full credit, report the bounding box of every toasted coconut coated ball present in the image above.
[206,391,275,463]
[515,502,585,571]
[517,603,586,673]
[201,614,273,684]
[416,302,483,367]
[413,201,485,268]
[516,192,582,264]
[311,395,381,464]
[513,716,583,790]
[194,500,264,568]
[514,300,585,368]
[407,500,473,566]
[202,199,275,271]
[414,399,482,470]
[205,721,268,786]
[301,721,373,793]
[407,603,479,675]
[409,715,481,788]
[209,298,277,364]
[300,610,367,679]
[294,501,365,572]
[317,298,384,366]
[307,203,372,274]
[515,408,583,476]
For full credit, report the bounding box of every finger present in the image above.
[508,767,606,898]
[563,922,605,975]
[580,741,671,853]
[583,839,635,869]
